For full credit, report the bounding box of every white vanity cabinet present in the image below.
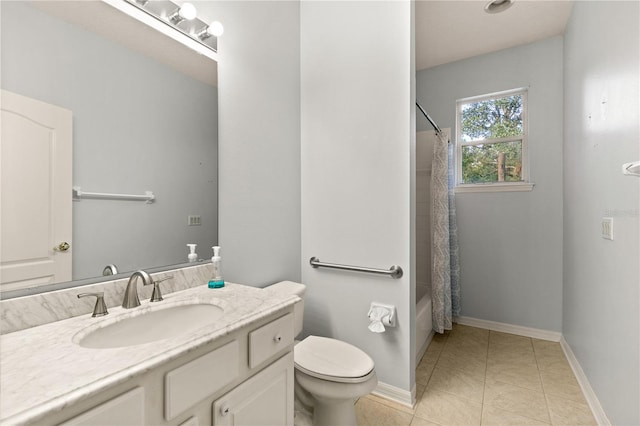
[52,311,294,426]
[213,352,294,426]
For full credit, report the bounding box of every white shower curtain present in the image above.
[431,131,460,333]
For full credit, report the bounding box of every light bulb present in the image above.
[179,2,197,20]
[169,2,197,23]
[207,21,224,37]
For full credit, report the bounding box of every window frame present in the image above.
[455,88,533,193]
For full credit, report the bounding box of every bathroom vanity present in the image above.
[0,283,297,425]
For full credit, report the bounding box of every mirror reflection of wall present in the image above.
[1,1,218,285]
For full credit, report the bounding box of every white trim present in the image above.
[457,87,529,104]
[560,337,611,426]
[455,182,535,193]
[372,382,414,409]
[454,315,561,341]
[455,88,529,187]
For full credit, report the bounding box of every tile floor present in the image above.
[354,324,597,426]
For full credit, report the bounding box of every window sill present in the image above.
[455,182,535,193]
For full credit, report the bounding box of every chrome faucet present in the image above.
[122,270,154,309]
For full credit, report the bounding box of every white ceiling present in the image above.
[415,0,574,71]
[29,1,573,84]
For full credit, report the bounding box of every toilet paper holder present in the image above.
[368,303,396,327]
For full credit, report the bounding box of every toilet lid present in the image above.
[294,336,375,381]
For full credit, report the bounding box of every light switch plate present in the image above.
[602,217,613,240]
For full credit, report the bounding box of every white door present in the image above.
[1,90,73,291]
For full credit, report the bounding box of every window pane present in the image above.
[461,94,523,141]
[462,141,522,183]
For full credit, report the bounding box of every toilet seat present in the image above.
[294,336,375,384]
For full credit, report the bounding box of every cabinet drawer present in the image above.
[248,314,293,369]
[59,387,144,426]
[165,340,239,420]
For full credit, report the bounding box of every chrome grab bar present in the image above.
[309,257,403,279]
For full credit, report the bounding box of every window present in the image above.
[455,88,533,192]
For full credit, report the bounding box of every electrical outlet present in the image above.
[601,217,613,240]
[188,215,201,226]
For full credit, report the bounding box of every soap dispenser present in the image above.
[208,246,225,288]
[187,244,198,263]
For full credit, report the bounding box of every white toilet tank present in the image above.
[266,281,306,336]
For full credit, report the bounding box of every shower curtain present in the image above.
[431,131,460,333]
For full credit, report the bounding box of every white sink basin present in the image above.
[75,303,224,349]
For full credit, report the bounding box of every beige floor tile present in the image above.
[486,361,543,391]
[482,405,550,425]
[535,354,572,375]
[427,366,485,402]
[416,361,437,386]
[450,325,490,344]
[416,382,427,401]
[421,345,443,365]
[546,395,596,425]
[428,335,448,352]
[531,339,563,355]
[488,346,537,367]
[415,388,483,426]
[441,342,489,361]
[436,351,487,380]
[355,396,413,426]
[490,332,534,350]
[539,370,585,403]
[484,380,550,423]
[409,416,441,426]
[365,393,415,415]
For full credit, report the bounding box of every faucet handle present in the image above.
[150,275,173,302]
[77,292,109,317]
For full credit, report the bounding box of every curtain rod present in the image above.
[416,102,442,135]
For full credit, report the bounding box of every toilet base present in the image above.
[294,368,377,426]
[312,397,357,426]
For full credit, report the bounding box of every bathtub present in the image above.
[415,290,433,364]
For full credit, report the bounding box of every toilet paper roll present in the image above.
[368,307,388,333]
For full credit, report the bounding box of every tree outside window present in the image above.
[456,90,527,185]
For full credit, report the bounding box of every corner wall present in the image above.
[300,1,415,395]
[213,1,301,285]
[416,37,564,332]
[563,2,640,424]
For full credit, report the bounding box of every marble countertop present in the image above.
[0,283,297,425]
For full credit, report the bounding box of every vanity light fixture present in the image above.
[168,2,197,24]
[484,0,514,14]
[121,0,223,58]
[197,20,224,40]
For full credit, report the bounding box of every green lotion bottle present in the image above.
[208,246,225,288]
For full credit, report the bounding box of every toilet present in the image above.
[266,281,378,426]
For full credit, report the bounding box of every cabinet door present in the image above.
[213,352,293,426]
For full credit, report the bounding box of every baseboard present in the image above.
[560,337,611,426]
[372,381,414,408]
[454,315,562,342]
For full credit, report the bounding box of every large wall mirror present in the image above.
[1,1,218,298]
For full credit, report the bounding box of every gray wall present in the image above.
[563,2,640,424]
[416,37,564,332]
[301,1,416,393]
[1,2,218,280]
[212,1,301,285]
